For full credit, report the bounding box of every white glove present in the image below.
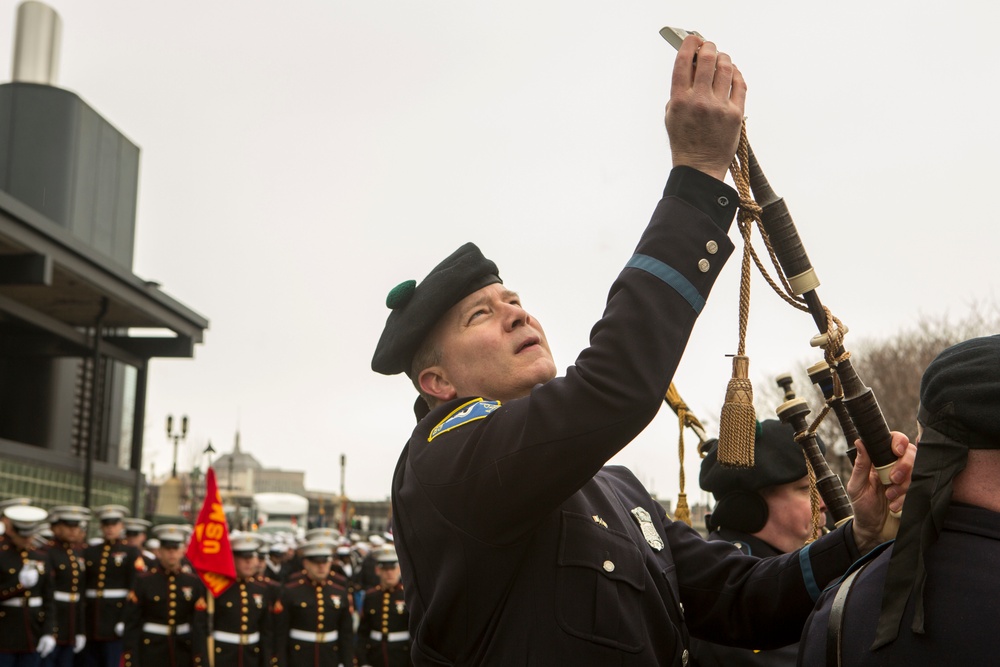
[36,635,56,658]
[74,634,87,653]
[18,564,39,588]
[114,622,125,637]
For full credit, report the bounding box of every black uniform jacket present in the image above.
[44,538,86,645]
[273,575,354,667]
[210,576,276,667]
[799,503,1000,666]
[83,538,144,640]
[391,167,866,666]
[358,582,411,667]
[688,529,798,667]
[122,566,208,667]
[0,534,55,653]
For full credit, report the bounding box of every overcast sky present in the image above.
[3,1,998,503]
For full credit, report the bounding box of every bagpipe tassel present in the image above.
[718,355,756,468]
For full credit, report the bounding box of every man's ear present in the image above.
[418,367,457,403]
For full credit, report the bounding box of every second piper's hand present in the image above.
[665,35,746,181]
[848,432,916,553]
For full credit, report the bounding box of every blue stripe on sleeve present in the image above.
[625,254,705,313]
[799,542,822,602]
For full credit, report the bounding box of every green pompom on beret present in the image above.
[386,280,417,309]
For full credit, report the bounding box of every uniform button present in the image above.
[697,259,710,273]
[602,560,615,573]
[717,196,729,207]
[681,648,690,666]
[706,240,718,255]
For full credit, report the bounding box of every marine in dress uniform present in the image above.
[82,505,145,667]
[41,506,91,667]
[273,540,354,667]
[263,540,295,584]
[0,504,56,667]
[210,534,275,667]
[688,422,828,667]
[799,335,1000,666]
[357,547,411,667]
[123,519,157,568]
[370,49,915,664]
[122,525,207,667]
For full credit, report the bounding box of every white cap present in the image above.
[4,505,49,536]
[49,505,92,524]
[93,505,129,522]
[152,524,192,546]
[298,539,335,559]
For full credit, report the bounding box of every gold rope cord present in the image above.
[716,123,760,468]
[802,453,823,545]
[665,383,708,526]
[795,404,832,543]
[718,121,853,472]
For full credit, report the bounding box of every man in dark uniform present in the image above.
[41,506,91,667]
[689,421,829,666]
[121,525,207,667]
[123,519,156,567]
[0,504,56,666]
[357,546,411,667]
[263,539,295,584]
[209,534,275,667]
[82,505,144,667]
[273,540,354,667]
[799,335,1000,665]
[371,35,916,667]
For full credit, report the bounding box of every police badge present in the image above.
[630,507,665,551]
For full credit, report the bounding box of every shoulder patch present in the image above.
[428,398,501,442]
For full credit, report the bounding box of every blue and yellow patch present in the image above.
[428,398,501,442]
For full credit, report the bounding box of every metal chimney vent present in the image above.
[12,1,62,85]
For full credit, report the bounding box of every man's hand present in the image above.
[665,35,746,181]
[18,563,39,589]
[114,622,125,637]
[74,634,87,653]
[36,635,56,658]
[848,432,916,553]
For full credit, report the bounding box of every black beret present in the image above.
[700,419,823,498]
[372,242,502,376]
[918,334,1000,448]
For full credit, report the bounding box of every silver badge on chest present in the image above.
[630,507,664,551]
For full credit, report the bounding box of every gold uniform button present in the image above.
[697,259,710,273]
[706,240,718,254]
[602,560,615,573]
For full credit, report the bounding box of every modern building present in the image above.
[0,3,207,512]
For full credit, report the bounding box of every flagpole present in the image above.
[207,591,215,667]
[186,468,235,667]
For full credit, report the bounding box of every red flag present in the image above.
[186,468,236,596]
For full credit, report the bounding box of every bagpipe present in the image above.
[660,28,899,531]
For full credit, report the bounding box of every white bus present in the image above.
[252,492,308,539]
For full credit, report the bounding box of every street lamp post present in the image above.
[166,414,188,478]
